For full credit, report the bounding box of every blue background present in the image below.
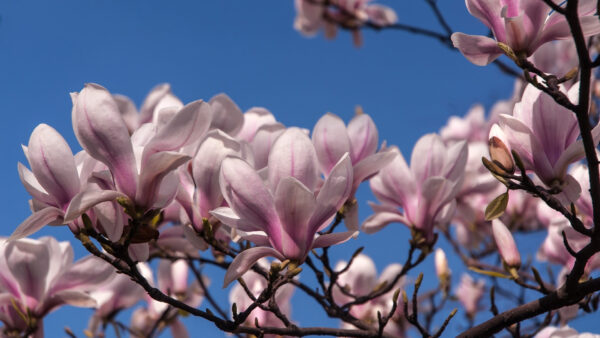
[0,1,592,337]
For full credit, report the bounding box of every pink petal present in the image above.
[251,123,286,169]
[142,100,212,166]
[64,189,124,223]
[193,130,245,217]
[309,154,353,233]
[6,239,50,308]
[135,151,191,208]
[274,177,316,260]
[411,134,446,184]
[223,247,284,288]
[312,230,357,249]
[268,127,319,191]
[50,256,113,294]
[139,83,172,125]
[113,94,139,133]
[236,107,277,142]
[451,33,503,66]
[465,0,505,41]
[312,113,351,174]
[352,150,396,191]
[72,84,138,199]
[18,163,55,207]
[209,93,244,135]
[220,157,279,233]
[361,210,406,234]
[347,114,378,164]
[10,207,63,240]
[27,124,80,208]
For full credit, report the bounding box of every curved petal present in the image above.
[465,0,505,40]
[223,247,284,288]
[18,163,55,207]
[268,127,319,191]
[10,207,63,240]
[361,209,407,234]
[311,230,357,249]
[451,33,503,66]
[193,130,244,217]
[139,84,172,125]
[6,239,50,309]
[50,256,113,294]
[312,113,351,174]
[236,107,277,142]
[135,151,190,208]
[72,84,138,198]
[309,154,353,233]
[210,207,263,233]
[220,157,279,233]
[352,150,397,189]
[209,93,244,135]
[347,114,378,164]
[142,100,212,165]
[113,94,139,133]
[64,189,124,223]
[274,177,316,259]
[28,124,80,207]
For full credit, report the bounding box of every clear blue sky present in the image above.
[1,1,591,337]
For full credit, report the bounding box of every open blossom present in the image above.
[131,260,206,337]
[362,134,468,243]
[211,128,357,287]
[312,113,396,229]
[452,0,600,66]
[87,273,146,336]
[490,84,600,202]
[455,274,485,319]
[332,254,406,337]
[0,237,113,337]
[294,0,397,46]
[229,259,294,334]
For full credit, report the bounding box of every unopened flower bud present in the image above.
[492,219,521,269]
[435,248,450,280]
[488,136,514,174]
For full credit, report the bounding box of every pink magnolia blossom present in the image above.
[535,325,600,338]
[452,0,600,66]
[332,254,406,337]
[211,128,357,287]
[131,260,206,337]
[69,83,212,217]
[455,274,485,319]
[0,237,113,337]
[362,134,468,243]
[312,113,396,229]
[294,0,397,46]
[490,84,600,202]
[13,124,123,240]
[86,273,146,336]
[229,259,294,334]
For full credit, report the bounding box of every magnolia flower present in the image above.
[87,273,146,336]
[452,0,600,66]
[13,124,123,240]
[229,259,294,334]
[211,128,356,287]
[312,113,396,229]
[455,274,485,319]
[332,254,406,337]
[294,0,397,46]
[534,325,600,338]
[0,237,113,337]
[363,134,468,243]
[68,83,212,220]
[131,260,206,337]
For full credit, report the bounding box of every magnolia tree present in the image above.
[5,0,600,337]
